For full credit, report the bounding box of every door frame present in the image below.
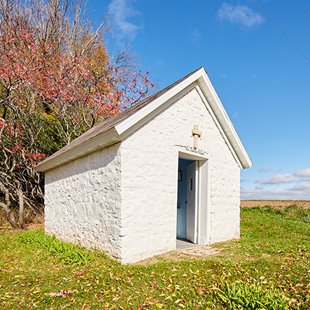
[185,160,197,243]
[177,150,211,245]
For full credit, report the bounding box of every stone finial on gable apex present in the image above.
[192,125,202,150]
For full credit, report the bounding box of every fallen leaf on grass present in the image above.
[46,289,78,297]
[136,301,153,309]
[197,288,204,295]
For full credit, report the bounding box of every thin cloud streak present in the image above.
[256,173,296,185]
[217,2,264,28]
[189,28,202,43]
[258,168,273,173]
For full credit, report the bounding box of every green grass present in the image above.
[0,206,309,309]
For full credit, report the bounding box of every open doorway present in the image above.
[177,158,197,243]
[176,152,210,247]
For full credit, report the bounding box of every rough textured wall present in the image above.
[120,87,240,263]
[208,146,240,244]
[44,143,122,259]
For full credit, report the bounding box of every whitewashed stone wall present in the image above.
[44,86,241,263]
[44,143,122,259]
[120,87,240,263]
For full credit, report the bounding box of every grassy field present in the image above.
[0,205,309,309]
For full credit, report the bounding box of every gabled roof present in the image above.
[35,67,252,172]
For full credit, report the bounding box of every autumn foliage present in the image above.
[0,0,153,228]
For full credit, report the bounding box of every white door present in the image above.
[186,161,197,243]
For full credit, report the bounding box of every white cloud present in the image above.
[108,0,141,40]
[294,168,310,178]
[217,2,264,28]
[256,173,295,185]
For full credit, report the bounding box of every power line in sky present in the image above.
[295,0,310,19]
[253,1,310,63]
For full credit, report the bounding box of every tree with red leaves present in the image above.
[0,0,153,228]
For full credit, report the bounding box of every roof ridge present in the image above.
[94,66,203,129]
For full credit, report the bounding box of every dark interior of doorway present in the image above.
[176,158,194,241]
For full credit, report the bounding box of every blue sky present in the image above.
[88,0,310,200]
